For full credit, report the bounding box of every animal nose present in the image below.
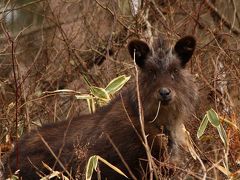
[159,88,171,100]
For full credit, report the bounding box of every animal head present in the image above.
[128,36,198,120]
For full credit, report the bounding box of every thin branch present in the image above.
[133,50,158,180]
[1,21,19,171]
[106,134,137,180]
[38,132,74,179]
[204,0,240,35]
[94,0,133,33]
[0,0,46,14]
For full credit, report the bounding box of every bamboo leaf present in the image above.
[105,75,130,95]
[197,114,209,139]
[7,175,19,180]
[91,87,110,101]
[217,124,228,147]
[207,108,220,127]
[85,155,99,180]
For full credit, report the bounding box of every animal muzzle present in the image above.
[159,87,172,105]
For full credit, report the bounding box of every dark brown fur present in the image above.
[4,36,198,179]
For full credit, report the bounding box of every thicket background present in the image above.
[0,0,239,179]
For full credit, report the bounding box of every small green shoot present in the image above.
[197,114,208,139]
[197,108,232,178]
[197,108,228,147]
[76,75,130,113]
[6,170,20,180]
[217,124,228,147]
[105,75,131,95]
[207,108,220,127]
[85,155,99,180]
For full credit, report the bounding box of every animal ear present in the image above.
[174,36,196,67]
[128,40,150,68]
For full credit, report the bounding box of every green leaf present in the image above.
[105,75,131,95]
[217,124,228,147]
[91,86,110,101]
[85,155,99,180]
[97,156,128,178]
[207,108,220,127]
[197,114,209,139]
[8,175,19,180]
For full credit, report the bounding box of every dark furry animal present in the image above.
[4,36,197,179]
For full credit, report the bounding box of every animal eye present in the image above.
[173,68,179,74]
[171,68,179,80]
[149,70,157,79]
